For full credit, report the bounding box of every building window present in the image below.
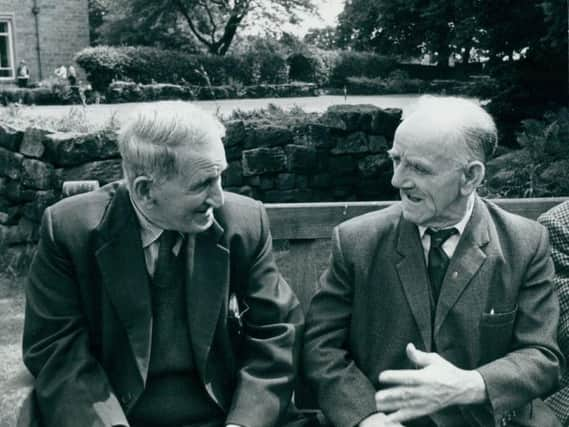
[0,20,14,79]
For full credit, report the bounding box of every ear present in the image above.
[131,175,155,208]
[460,160,485,196]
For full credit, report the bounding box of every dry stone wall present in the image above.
[0,104,401,273]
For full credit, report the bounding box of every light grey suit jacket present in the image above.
[303,196,563,427]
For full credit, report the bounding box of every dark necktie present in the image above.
[153,230,179,288]
[150,230,181,354]
[426,227,458,304]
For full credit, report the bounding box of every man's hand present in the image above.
[359,412,404,427]
[375,343,487,423]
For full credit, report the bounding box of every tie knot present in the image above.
[427,227,458,248]
[159,230,179,252]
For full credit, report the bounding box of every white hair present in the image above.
[402,95,497,163]
[118,101,225,185]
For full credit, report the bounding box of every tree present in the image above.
[89,0,111,45]
[303,26,338,50]
[337,0,567,70]
[97,0,315,55]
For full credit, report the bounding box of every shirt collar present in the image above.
[418,193,475,239]
[129,191,166,249]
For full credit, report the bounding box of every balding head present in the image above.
[397,96,497,164]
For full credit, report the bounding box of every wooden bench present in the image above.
[3,183,566,425]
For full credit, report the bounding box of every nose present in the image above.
[206,178,224,208]
[391,163,412,190]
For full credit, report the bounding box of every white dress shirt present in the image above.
[418,193,475,263]
[129,194,185,276]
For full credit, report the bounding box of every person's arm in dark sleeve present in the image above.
[22,207,128,427]
[225,202,304,427]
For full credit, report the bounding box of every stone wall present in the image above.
[0,104,401,272]
[0,0,89,83]
[226,105,401,202]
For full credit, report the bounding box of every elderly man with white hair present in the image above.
[22,102,305,427]
[302,96,563,427]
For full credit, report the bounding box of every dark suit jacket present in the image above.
[539,201,569,426]
[22,181,304,427]
[303,196,563,427]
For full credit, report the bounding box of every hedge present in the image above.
[75,46,291,92]
[329,51,399,87]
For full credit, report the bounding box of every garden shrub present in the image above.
[345,70,426,94]
[75,45,290,91]
[288,51,329,86]
[329,51,398,87]
[483,107,569,197]
[103,81,318,103]
[75,46,132,92]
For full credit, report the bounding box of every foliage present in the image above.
[346,71,426,95]
[328,51,398,87]
[483,108,569,197]
[288,51,329,85]
[75,46,132,91]
[96,0,315,55]
[0,104,111,133]
[75,45,294,91]
[88,0,110,45]
[336,0,565,68]
[228,103,317,127]
[303,26,339,50]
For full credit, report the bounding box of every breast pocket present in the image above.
[479,305,517,364]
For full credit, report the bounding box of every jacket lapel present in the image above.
[187,219,229,381]
[434,197,490,336]
[395,215,433,351]
[94,183,153,383]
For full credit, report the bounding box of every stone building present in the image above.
[0,0,89,85]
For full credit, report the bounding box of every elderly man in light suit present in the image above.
[302,96,563,427]
[22,103,304,427]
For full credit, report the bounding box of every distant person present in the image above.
[16,60,30,88]
[67,64,78,86]
[54,64,67,80]
[302,96,563,427]
[538,201,569,425]
[66,64,86,106]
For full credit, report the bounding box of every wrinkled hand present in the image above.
[358,412,404,427]
[375,343,486,423]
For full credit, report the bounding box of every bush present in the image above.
[75,46,132,92]
[483,107,569,197]
[288,52,329,85]
[75,45,290,91]
[103,81,318,103]
[329,51,398,87]
[346,70,426,94]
